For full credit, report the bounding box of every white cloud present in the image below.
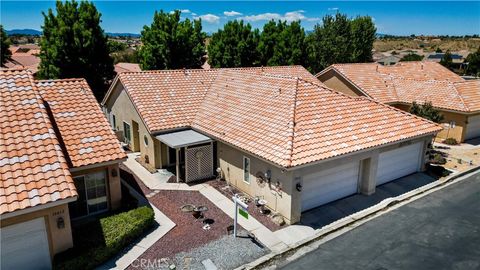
[191,12,197,16]
[328,7,339,11]
[224,10,242,17]
[195,14,221,23]
[181,9,191,14]
[240,10,313,22]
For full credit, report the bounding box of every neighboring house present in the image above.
[377,55,401,66]
[426,52,465,71]
[114,62,142,73]
[4,45,41,74]
[317,62,480,142]
[102,66,441,224]
[0,69,126,269]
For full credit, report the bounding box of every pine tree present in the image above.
[1,25,12,66]
[38,0,114,100]
[139,10,205,70]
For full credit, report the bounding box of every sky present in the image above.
[1,1,479,36]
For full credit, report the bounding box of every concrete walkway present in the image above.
[124,153,173,188]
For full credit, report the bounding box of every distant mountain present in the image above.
[6,29,42,36]
[106,32,141,38]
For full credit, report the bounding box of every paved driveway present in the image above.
[280,170,480,270]
[301,173,436,229]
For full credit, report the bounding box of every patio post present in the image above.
[176,147,180,182]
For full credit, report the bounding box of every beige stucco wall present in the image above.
[317,69,364,97]
[72,163,122,211]
[217,142,295,224]
[0,203,73,257]
[104,83,164,168]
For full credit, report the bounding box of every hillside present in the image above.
[374,37,480,53]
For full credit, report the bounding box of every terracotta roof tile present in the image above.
[0,69,77,215]
[323,62,479,112]
[36,79,127,167]
[111,66,440,168]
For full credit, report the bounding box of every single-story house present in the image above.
[102,66,441,224]
[316,62,480,142]
[0,69,126,270]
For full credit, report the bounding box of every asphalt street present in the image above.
[279,171,480,270]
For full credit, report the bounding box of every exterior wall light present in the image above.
[57,217,65,229]
[111,168,118,177]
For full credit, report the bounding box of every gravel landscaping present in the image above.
[173,229,268,270]
[127,190,247,269]
[207,179,286,232]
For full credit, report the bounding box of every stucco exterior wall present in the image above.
[317,69,364,97]
[72,163,122,211]
[104,83,164,168]
[0,203,73,257]
[216,142,295,223]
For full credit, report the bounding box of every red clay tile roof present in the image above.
[108,65,440,167]
[37,79,127,168]
[109,66,321,133]
[0,69,77,215]
[320,62,479,113]
[114,62,142,73]
[193,70,442,167]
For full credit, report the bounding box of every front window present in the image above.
[112,114,117,130]
[123,122,131,144]
[243,156,250,183]
[69,171,108,219]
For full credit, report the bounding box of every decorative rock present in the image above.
[271,214,285,226]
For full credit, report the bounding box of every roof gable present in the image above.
[0,69,77,215]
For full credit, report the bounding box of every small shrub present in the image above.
[54,206,154,270]
[430,153,447,165]
[443,138,458,145]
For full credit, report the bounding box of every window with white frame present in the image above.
[243,156,250,183]
[69,171,108,219]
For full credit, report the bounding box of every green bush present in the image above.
[443,138,458,145]
[54,206,154,270]
[430,153,447,165]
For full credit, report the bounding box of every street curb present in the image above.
[236,166,480,270]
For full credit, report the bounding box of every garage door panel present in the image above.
[465,115,480,140]
[302,161,360,211]
[376,142,422,185]
[1,218,51,270]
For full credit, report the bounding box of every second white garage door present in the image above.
[465,115,480,140]
[302,161,360,211]
[376,142,423,186]
[1,217,51,270]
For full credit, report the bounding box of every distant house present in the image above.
[426,52,464,63]
[317,62,480,142]
[102,65,440,224]
[4,45,41,74]
[377,55,401,66]
[0,69,126,269]
[114,62,142,73]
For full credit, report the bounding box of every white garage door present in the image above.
[465,115,480,140]
[302,161,360,211]
[376,142,423,186]
[1,217,51,270]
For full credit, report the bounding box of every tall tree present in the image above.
[258,20,306,66]
[139,10,205,70]
[440,50,453,69]
[208,20,260,68]
[464,47,480,76]
[306,13,353,73]
[0,25,12,66]
[38,0,114,100]
[350,16,376,62]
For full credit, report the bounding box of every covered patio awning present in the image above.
[155,129,212,148]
